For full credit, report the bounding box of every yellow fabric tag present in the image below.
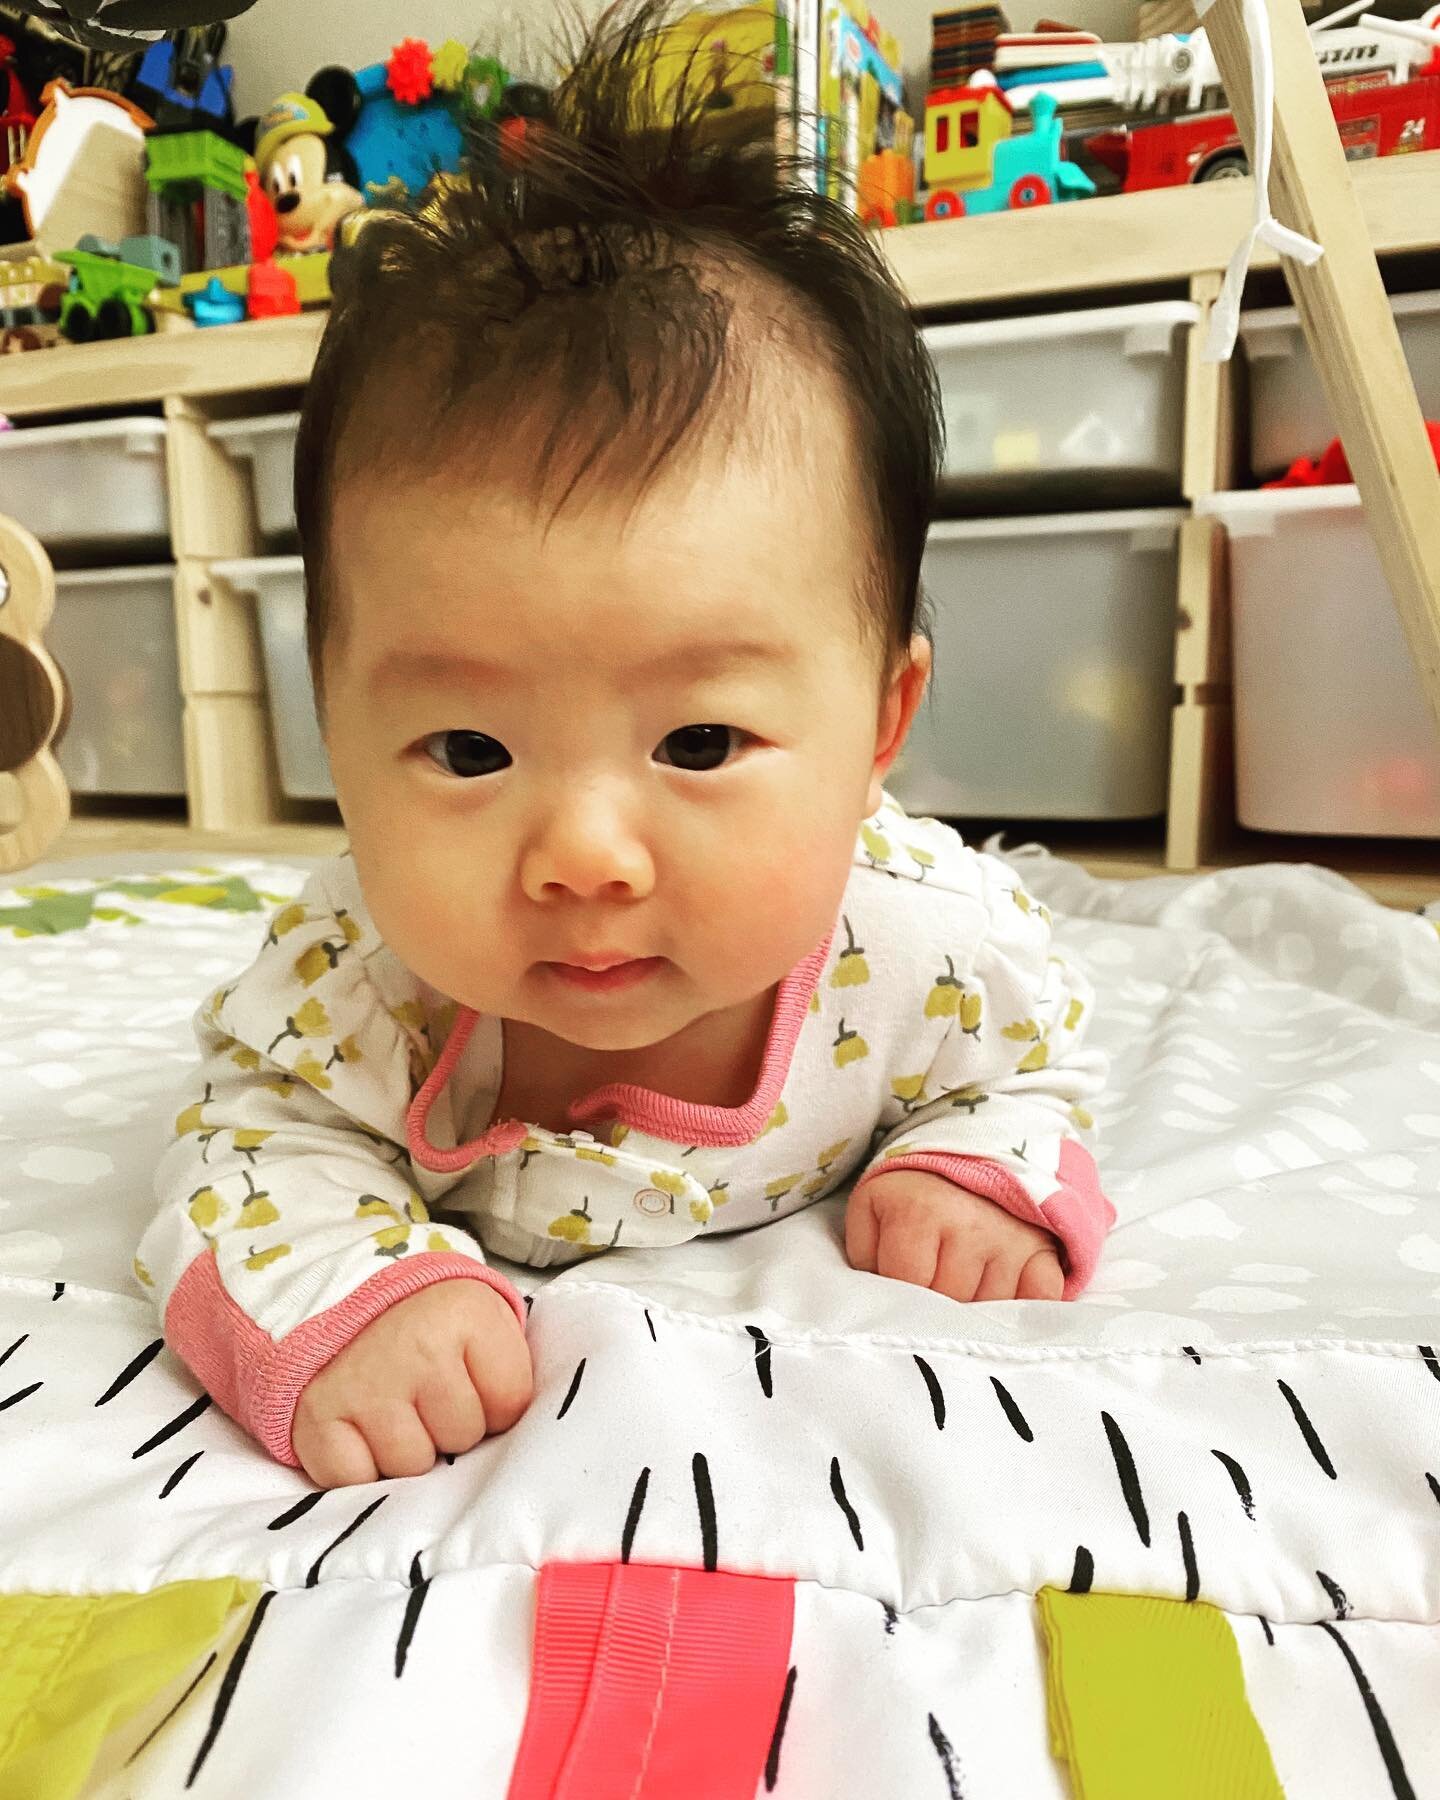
[0,1578,257,1800]
[1037,1588,1284,1800]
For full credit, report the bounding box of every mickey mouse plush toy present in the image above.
[251,80,363,253]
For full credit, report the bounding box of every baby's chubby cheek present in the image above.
[687,824,854,989]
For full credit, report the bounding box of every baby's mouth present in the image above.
[541,957,667,995]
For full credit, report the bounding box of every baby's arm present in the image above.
[848,874,1112,1302]
[141,888,528,1480]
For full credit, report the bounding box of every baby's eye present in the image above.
[422,730,512,778]
[653,725,743,772]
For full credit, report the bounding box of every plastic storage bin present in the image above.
[212,556,332,800]
[923,301,1199,508]
[890,510,1184,821]
[1239,290,1440,479]
[208,412,300,540]
[0,417,168,552]
[46,566,185,797]
[1198,487,1440,837]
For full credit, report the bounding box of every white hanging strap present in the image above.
[1193,0,1324,362]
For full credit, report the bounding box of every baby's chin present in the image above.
[511,990,709,1055]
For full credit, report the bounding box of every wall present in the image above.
[225,1,602,117]
[225,0,1140,120]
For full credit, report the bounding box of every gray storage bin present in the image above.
[892,510,1184,821]
[212,556,332,800]
[924,302,1198,508]
[1198,487,1440,837]
[208,412,300,540]
[48,565,185,797]
[0,417,168,551]
[1239,290,1440,478]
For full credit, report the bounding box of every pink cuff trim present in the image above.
[507,1563,796,1800]
[408,929,836,1170]
[166,1249,526,1469]
[855,1138,1113,1299]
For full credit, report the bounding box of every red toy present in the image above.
[244,164,279,262]
[1086,73,1440,192]
[1265,421,1440,488]
[0,35,35,174]
[385,38,435,107]
[246,258,299,318]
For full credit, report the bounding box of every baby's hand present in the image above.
[292,1279,532,1487]
[846,1171,1064,1302]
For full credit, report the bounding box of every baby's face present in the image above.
[322,412,924,1054]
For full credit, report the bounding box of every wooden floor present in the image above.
[41,813,348,863]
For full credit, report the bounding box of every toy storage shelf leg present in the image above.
[182,694,278,833]
[1202,0,1440,730]
[1168,514,1234,869]
[1168,278,1236,870]
[164,395,284,830]
[1181,273,1235,501]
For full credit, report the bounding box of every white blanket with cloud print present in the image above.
[1,846,1438,1798]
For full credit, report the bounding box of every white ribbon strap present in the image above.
[1194,0,1324,362]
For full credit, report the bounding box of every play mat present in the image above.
[0,845,1438,1798]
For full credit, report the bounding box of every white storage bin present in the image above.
[208,412,300,539]
[923,301,1199,507]
[1240,290,1440,479]
[0,417,168,551]
[892,510,1183,821]
[1198,488,1440,838]
[47,566,185,797]
[212,556,332,801]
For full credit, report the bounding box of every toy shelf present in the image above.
[17,156,1440,903]
[883,147,1440,310]
[882,148,1440,907]
[0,310,325,416]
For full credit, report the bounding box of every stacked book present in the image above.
[929,2,1010,91]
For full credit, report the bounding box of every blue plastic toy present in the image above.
[186,275,245,327]
[347,60,465,201]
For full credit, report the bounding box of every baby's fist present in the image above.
[292,1278,532,1487]
[846,1171,1063,1302]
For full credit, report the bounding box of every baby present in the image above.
[142,8,1112,1489]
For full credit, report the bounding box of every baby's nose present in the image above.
[522,796,655,902]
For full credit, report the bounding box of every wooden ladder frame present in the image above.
[1202,0,1440,732]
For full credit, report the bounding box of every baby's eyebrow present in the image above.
[370,639,791,694]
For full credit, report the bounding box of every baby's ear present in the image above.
[867,635,931,811]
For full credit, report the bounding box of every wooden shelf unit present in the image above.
[882,150,1440,907]
[11,149,1440,902]
[883,147,1440,311]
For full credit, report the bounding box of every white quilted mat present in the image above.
[2,848,1439,1798]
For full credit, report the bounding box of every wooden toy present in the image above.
[0,516,67,873]
[4,81,153,250]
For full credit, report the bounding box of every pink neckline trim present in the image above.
[407,928,834,1169]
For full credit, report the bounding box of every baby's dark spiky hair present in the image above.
[294,0,941,684]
